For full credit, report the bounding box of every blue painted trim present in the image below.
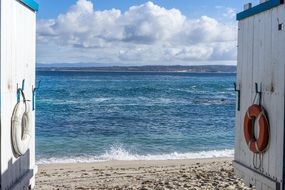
[19,0,39,12]
[237,0,282,20]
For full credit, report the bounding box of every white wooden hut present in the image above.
[234,0,285,189]
[0,0,38,189]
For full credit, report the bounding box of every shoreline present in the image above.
[38,157,233,168]
[36,157,253,190]
[36,149,235,165]
[36,69,237,74]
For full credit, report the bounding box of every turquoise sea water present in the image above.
[36,71,236,163]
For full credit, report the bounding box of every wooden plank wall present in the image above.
[0,0,36,189]
[0,0,2,181]
[235,3,285,190]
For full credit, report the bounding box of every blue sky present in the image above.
[36,0,257,65]
[36,0,257,19]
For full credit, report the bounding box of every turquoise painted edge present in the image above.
[20,0,39,11]
[236,0,282,21]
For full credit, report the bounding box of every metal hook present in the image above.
[255,82,262,105]
[21,79,25,91]
[32,80,41,111]
[277,18,284,31]
[17,79,26,103]
[255,82,261,94]
[234,82,241,111]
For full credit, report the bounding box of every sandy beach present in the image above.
[36,158,252,190]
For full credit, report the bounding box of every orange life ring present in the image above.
[244,104,269,153]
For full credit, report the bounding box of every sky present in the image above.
[36,0,260,66]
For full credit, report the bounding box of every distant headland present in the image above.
[37,64,236,73]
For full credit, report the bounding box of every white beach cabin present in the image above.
[0,0,38,189]
[234,0,285,189]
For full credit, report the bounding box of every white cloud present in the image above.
[216,6,237,19]
[223,8,237,19]
[37,0,237,65]
[122,2,186,44]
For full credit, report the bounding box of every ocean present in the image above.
[36,71,236,164]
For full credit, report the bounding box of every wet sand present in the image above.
[36,158,253,190]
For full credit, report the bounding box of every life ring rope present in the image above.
[255,142,260,153]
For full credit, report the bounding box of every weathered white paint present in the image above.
[0,0,37,189]
[234,162,280,189]
[234,3,285,190]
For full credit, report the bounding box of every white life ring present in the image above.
[11,101,32,157]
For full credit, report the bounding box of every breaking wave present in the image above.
[37,146,234,164]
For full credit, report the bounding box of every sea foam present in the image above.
[36,146,234,164]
